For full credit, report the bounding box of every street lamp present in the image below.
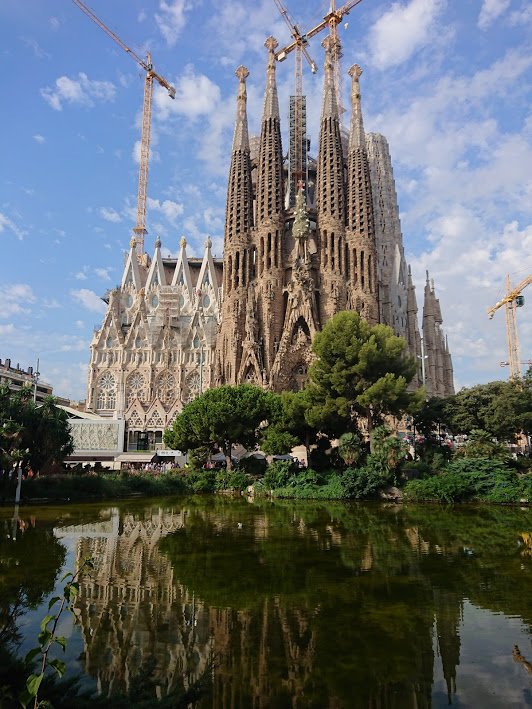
[32,357,40,404]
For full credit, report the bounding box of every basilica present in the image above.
[85,36,454,452]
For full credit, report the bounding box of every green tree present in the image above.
[447,379,527,442]
[413,396,452,437]
[0,387,73,475]
[308,312,421,444]
[338,432,364,466]
[164,384,278,470]
[259,426,298,456]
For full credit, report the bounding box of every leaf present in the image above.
[40,615,55,632]
[19,687,32,708]
[49,659,66,678]
[54,636,67,651]
[61,571,73,582]
[24,647,41,665]
[47,596,61,611]
[25,673,43,697]
[37,630,52,646]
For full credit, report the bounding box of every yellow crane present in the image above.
[272,0,317,207]
[487,273,532,379]
[276,0,365,117]
[72,0,176,257]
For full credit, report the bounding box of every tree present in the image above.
[0,387,73,475]
[447,379,528,442]
[413,396,452,437]
[308,312,422,443]
[259,427,298,457]
[164,384,278,470]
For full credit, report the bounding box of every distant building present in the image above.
[0,357,53,404]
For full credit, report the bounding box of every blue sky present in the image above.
[0,0,531,400]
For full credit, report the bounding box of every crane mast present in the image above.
[273,0,317,207]
[72,0,176,257]
[487,273,532,380]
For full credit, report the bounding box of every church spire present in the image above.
[316,36,345,223]
[256,37,284,226]
[224,66,253,245]
[347,64,374,236]
[345,63,378,324]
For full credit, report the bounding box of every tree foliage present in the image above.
[445,375,531,442]
[308,312,422,432]
[164,384,278,470]
[0,386,73,474]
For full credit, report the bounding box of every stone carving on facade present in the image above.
[70,421,121,452]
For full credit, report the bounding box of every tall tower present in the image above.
[423,273,454,396]
[316,36,347,323]
[345,64,378,324]
[216,66,254,385]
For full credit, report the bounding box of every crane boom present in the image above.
[72,0,176,256]
[487,274,532,380]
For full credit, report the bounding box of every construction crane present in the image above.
[273,0,317,207]
[72,0,176,257]
[276,0,365,117]
[488,273,532,380]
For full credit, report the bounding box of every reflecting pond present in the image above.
[1,498,531,707]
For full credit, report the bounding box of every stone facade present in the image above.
[86,39,454,446]
[86,237,222,449]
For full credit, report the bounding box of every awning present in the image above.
[115,453,156,463]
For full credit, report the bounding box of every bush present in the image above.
[404,457,523,503]
[272,470,346,499]
[263,460,295,490]
[214,470,250,492]
[341,465,386,500]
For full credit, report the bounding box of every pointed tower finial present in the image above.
[233,66,250,151]
[205,236,212,249]
[180,236,187,249]
[263,37,280,119]
[321,36,339,119]
[348,64,365,150]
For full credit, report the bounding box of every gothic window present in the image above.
[183,372,201,403]
[146,411,164,429]
[156,371,176,403]
[96,371,116,410]
[178,294,185,307]
[128,411,143,429]
[106,336,113,348]
[193,335,201,349]
[126,372,145,404]
[126,295,133,307]
[203,273,210,285]
[151,295,159,307]
[135,336,142,349]
[360,251,365,288]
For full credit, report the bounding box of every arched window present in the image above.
[126,372,145,405]
[96,371,116,410]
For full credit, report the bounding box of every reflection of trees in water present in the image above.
[60,500,532,708]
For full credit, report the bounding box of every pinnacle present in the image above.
[235,65,249,83]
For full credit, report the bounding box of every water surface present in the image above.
[1,498,531,707]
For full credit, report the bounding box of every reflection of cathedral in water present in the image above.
[56,505,467,707]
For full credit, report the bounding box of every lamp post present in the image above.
[32,357,40,404]
[418,338,428,391]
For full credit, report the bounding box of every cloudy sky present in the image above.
[0,0,531,400]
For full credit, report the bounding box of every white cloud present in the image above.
[75,320,84,329]
[41,73,115,111]
[478,0,511,29]
[0,212,27,241]
[0,284,36,319]
[368,0,446,70]
[0,324,16,337]
[49,17,61,31]
[75,271,88,281]
[155,0,189,47]
[94,267,112,281]
[33,134,45,144]
[71,289,107,313]
[147,198,184,224]
[155,65,221,121]
[99,207,122,223]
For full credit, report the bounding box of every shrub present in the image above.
[341,465,386,499]
[263,460,295,490]
[403,472,472,503]
[214,470,250,491]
